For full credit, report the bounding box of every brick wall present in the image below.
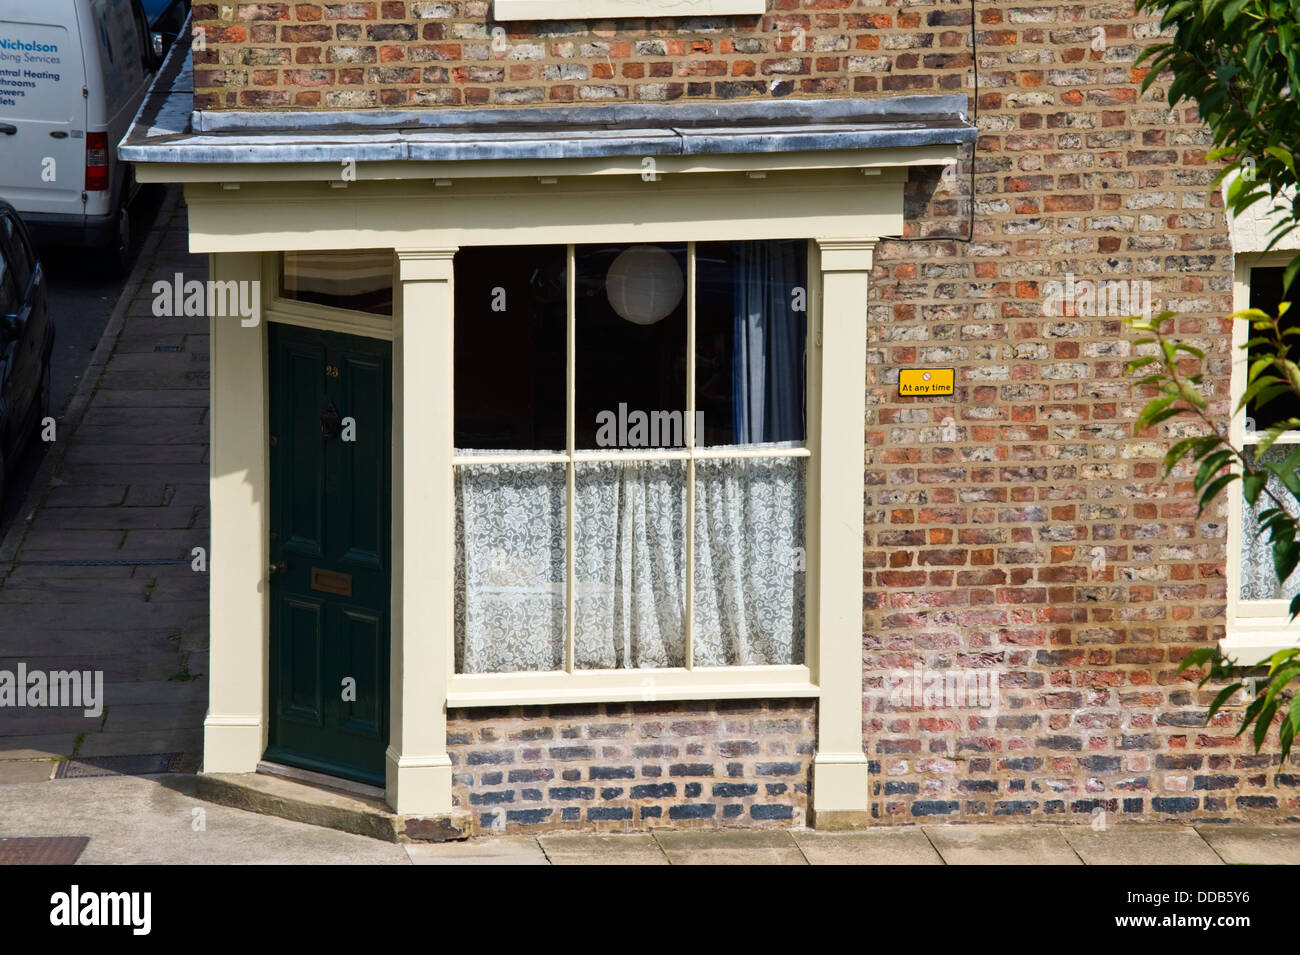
[447,700,814,833]
[190,0,962,110]
[863,3,1300,823]
[194,0,1300,827]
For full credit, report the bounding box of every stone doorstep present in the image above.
[193,772,471,844]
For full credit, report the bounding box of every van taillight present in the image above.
[85,132,109,191]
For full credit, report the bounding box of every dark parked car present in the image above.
[0,203,55,511]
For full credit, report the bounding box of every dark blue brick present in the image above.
[549,746,595,760]
[600,787,624,800]
[587,807,634,821]
[713,782,758,798]
[548,786,595,801]
[481,772,503,785]
[994,800,1036,815]
[508,768,554,783]
[1236,795,1278,810]
[1152,797,1199,813]
[467,751,512,765]
[469,790,514,805]
[631,783,676,799]
[561,806,581,821]
[723,804,744,818]
[756,762,801,776]
[521,789,542,802]
[506,809,552,825]
[1123,798,1144,813]
[751,804,794,820]
[1000,757,1041,772]
[590,765,635,780]
[910,800,959,817]
[886,781,920,795]
[685,782,702,798]
[669,803,717,820]
[669,763,714,777]
[640,805,662,818]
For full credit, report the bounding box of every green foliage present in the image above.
[1135,0,1300,286]
[1127,306,1300,758]
[1128,0,1300,758]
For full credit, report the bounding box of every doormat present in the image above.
[0,837,90,865]
[54,753,183,779]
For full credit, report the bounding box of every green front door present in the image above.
[265,323,392,787]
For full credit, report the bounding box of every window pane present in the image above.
[696,240,807,447]
[693,456,805,666]
[455,462,566,673]
[575,243,687,450]
[281,249,392,315]
[1240,446,1300,602]
[574,460,686,668]
[455,245,567,451]
[1248,266,1300,432]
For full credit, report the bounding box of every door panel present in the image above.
[267,323,392,787]
[0,12,87,216]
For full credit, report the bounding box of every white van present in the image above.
[0,0,160,274]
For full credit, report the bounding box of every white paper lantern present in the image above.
[605,245,684,325]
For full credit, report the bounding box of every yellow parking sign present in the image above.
[898,368,954,396]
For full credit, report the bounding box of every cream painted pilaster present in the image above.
[204,251,269,772]
[387,248,458,814]
[810,238,875,828]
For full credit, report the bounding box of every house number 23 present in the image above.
[325,365,340,378]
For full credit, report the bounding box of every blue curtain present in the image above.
[731,241,804,444]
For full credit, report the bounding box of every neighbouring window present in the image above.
[1239,265,1300,602]
[281,249,393,315]
[452,240,808,674]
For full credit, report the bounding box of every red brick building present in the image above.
[120,0,1297,834]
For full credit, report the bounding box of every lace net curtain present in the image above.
[454,240,806,673]
[1240,445,1300,601]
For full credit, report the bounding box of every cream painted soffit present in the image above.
[119,31,975,183]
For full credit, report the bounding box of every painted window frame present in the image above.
[1225,249,1300,662]
[449,240,820,703]
[260,244,822,706]
[492,0,765,22]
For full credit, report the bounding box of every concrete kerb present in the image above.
[0,186,183,569]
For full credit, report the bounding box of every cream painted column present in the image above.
[204,251,269,772]
[387,248,458,814]
[811,238,875,828]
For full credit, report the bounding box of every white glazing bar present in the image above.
[565,243,577,674]
[690,446,812,460]
[686,240,697,671]
[451,453,569,466]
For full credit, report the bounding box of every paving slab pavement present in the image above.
[922,825,1083,865]
[0,776,409,865]
[793,828,944,865]
[1196,826,1300,865]
[1063,825,1224,866]
[539,833,669,865]
[653,829,808,865]
[0,186,208,780]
